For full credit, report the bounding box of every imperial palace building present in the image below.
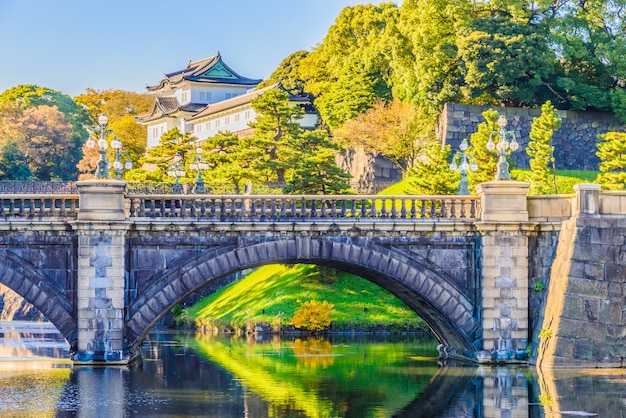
[136,52,318,149]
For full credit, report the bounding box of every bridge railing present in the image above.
[125,194,481,221]
[0,195,80,220]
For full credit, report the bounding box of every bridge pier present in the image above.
[71,181,132,364]
[476,181,531,363]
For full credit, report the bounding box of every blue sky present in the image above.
[0,1,378,97]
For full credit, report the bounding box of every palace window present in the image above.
[244,111,251,119]
[225,116,230,125]
[234,114,240,122]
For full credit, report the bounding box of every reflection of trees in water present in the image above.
[292,337,335,369]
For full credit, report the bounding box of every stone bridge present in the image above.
[0,180,624,368]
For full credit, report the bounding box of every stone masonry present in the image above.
[476,181,531,362]
[73,181,130,363]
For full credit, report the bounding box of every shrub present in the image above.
[291,299,334,332]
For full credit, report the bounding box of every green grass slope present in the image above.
[380,169,598,195]
[186,264,426,332]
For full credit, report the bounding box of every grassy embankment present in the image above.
[382,168,598,196]
[183,169,597,333]
[185,264,427,333]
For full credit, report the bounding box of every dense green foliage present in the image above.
[527,101,562,194]
[301,1,626,123]
[596,132,626,189]
[185,264,426,332]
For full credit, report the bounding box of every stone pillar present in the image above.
[476,181,531,363]
[72,180,131,364]
[573,183,600,216]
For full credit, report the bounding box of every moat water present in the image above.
[0,321,624,417]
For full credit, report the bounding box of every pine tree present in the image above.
[527,101,562,194]
[407,141,458,195]
[596,132,626,190]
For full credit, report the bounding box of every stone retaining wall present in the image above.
[439,103,624,171]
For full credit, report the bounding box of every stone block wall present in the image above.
[336,146,403,194]
[537,215,626,368]
[439,103,624,171]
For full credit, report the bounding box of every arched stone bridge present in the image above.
[0,181,624,368]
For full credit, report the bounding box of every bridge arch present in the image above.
[0,253,76,349]
[126,237,480,360]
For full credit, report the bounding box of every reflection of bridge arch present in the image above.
[0,253,76,349]
[126,238,480,359]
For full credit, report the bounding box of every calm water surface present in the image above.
[0,321,625,417]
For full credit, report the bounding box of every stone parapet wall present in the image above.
[439,103,624,171]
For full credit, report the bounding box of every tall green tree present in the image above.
[300,3,398,130]
[200,132,263,194]
[546,0,626,116]
[132,128,196,183]
[457,8,555,107]
[0,139,31,180]
[527,101,562,194]
[283,130,352,195]
[257,51,309,95]
[391,0,470,113]
[407,141,457,195]
[248,88,304,182]
[596,132,626,190]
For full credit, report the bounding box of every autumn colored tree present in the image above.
[334,99,435,175]
[8,105,75,180]
[291,299,334,332]
[596,132,626,190]
[527,101,562,194]
[0,85,89,180]
[75,89,152,179]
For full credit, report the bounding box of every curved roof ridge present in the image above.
[146,52,262,91]
[187,83,281,121]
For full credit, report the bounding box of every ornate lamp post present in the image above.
[486,114,520,181]
[167,153,186,194]
[86,114,132,180]
[449,138,478,195]
[111,135,133,181]
[85,113,112,179]
[189,147,209,194]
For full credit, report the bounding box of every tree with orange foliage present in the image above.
[334,99,436,176]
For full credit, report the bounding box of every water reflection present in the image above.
[1,322,626,417]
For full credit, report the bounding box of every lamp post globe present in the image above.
[450,138,478,195]
[85,114,132,180]
[488,114,521,181]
